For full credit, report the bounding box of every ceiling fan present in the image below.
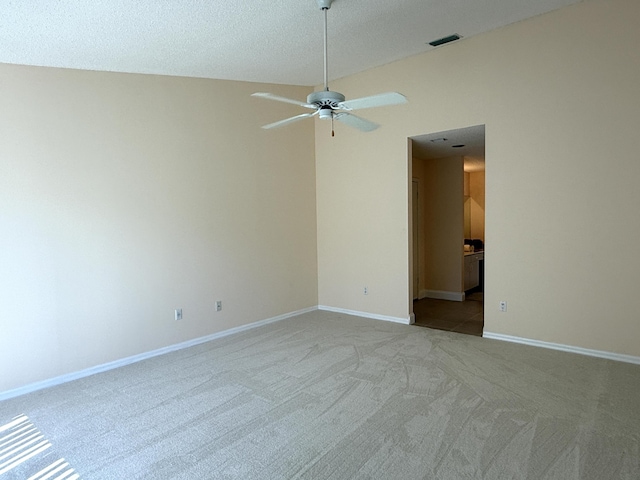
[252,0,407,135]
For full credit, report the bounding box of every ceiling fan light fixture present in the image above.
[316,0,333,10]
[318,108,333,120]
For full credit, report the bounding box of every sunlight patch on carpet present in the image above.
[0,414,79,479]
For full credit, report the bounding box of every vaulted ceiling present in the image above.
[1,0,581,86]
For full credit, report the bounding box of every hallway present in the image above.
[413,292,483,336]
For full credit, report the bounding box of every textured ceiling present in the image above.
[1,0,581,86]
[412,125,486,169]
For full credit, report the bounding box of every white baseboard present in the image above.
[483,331,640,365]
[422,290,465,302]
[318,305,412,325]
[0,306,318,402]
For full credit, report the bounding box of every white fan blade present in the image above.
[338,92,407,111]
[334,112,379,132]
[252,92,316,109]
[262,112,317,129]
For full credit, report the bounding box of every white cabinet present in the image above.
[464,252,483,291]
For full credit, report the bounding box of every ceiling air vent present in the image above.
[428,34,461,47]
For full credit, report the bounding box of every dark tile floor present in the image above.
[413,291,484,336]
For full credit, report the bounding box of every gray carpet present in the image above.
[1,310,639,479]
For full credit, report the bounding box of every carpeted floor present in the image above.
[1,310,639,479]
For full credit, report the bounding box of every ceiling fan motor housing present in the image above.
[307,90,345,108]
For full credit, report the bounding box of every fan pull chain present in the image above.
[331,115,335,137]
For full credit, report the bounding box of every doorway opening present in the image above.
[409,125,485,336]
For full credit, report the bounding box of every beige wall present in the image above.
[464,172,471,239]
[316,0,640,356]
[415,156,464,296]
[469,171,485,241]
[411,154,421,300]
[0,64,318,392]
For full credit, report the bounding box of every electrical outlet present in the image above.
[499,301,507,312]
[364,287,368,295]
[216,301,222,312]
[175,308,183,321]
